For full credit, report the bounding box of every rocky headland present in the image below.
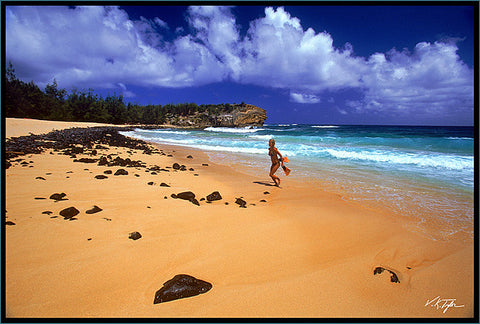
[164,103,267,128]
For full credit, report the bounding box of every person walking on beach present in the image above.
[268,138,284,187]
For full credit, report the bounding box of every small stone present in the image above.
[95,175,108,179]
[114,169,128,176]
[160,183,170,187]
[35,177,46,180]
[187,155,193,159]
[148,182,155,185]
[49,193,67,201]
[260,200,267,202]
[264,191,270,195]
[172,163,181,170]
[5,221,15,226]
[129,231,142,240]
[176,191,196,201]
[60,207,80,219]
[206,191,222,202]
[104,170,113,174]
[235,198,247,208]
[202,163,209,166]
[85,206,102,214]
[42,211,53,215]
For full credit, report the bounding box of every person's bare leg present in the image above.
[270,163,280,186]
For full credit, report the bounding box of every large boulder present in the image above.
[153,274,212,304]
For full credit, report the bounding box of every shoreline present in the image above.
[4,118,475,318]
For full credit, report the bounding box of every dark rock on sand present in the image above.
[373,267,400,283]
[50,193,68,201]
[73,158,98,163]
[153,274,212,304]
[59,207,80,219]
[6,221,16,226]
[104,170,113,174]
[206,191,222,202]
[264,191,270,195]
[35,197,47,200]
[71,146,84,154]
[129,231,142,240]
[172,163,181,170]
[235,198,247,208]
[260,199,267,203]
[114,169,129,176]
[172,191,200,206]
[98,156,108,166]
[42,211,53,215]
[202,163,209,166]
[95,175,108,179]
[180,165,187,171]
[160,183,170,187]
[36,176,46,180]
[86,206,103,214]
[175,191,196,201]
[187,155,193,159]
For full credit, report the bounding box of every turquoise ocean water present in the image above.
[121,125,475,241]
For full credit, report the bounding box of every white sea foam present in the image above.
[311,125,340,128]
[250,134,274,141]
[134,128,191,135]
[204,127,263,133]
[446,137,473,140]
[324,148,473,170]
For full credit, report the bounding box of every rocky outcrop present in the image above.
[165,104,267,128]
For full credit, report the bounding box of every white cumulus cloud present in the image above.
[290,92,320,104]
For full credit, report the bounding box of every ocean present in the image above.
[121,124,475,242]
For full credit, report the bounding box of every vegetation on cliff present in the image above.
[4,63,266,127]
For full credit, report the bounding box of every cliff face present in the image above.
[166,104,267,128]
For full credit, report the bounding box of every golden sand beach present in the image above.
[4,118,474,318]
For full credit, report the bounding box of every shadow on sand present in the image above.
[253,181,280,188]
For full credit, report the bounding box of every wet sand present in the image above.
[4,118,475,318]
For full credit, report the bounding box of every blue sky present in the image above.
[5,4,476,126]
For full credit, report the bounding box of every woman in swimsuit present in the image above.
[268,138,284,187]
